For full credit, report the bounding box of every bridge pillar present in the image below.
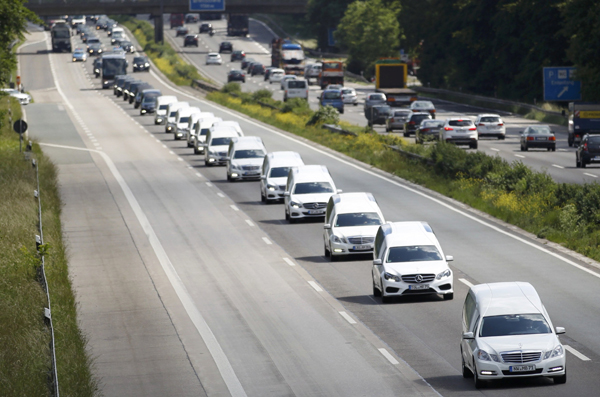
[154,14,164,44]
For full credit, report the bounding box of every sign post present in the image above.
[190,0,225,12]
[543,67,581,102]
[13,119,28,153]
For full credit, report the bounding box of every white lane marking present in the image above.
[262,237,272,245]
[195,172,203,178]
[552,164,564,169]
[515,154,525,158]
[379,348,400,365]
[245,219,254,227]
[584,173,598,178]
[339,311,357,324]
[217,192,225,198]
[490,148,500,152]
[558,148,567,152]
[169,151,175,155]
[206,182,213,187]
[230,205,239,211]
[162,144,168,149]
[308,281,323,292]
[147,43,600,282]
[564,345,591,361]
[459,278,474,288]
[178,157,184,162]
[283,257,295,267]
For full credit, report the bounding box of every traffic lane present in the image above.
[18,31,55,92]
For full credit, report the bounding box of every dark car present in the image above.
[122,79,140,101]
[119,41,135,53]
[576,134,600,168]
[264,67,276,81]
[114,75,132,96]
[184,34,199,47]
[415,119,445,144]
[230,50,245,62]
[93,58,102,78]
[199,23,212,33]
[241,57,255,70]
[520,125,556,151]
[403,112,432,136]
[130,82,152,105]
[132,56,150,72]
[219,41,233,53]
[365,105,392,127]
[138,89,161,112]
[87,42,103,55]
[227,70,246,83]
[185,14,199,23]
[250,63,266,76]
[176,26,189,37]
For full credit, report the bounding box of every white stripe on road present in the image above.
[230,205,239,211]
[459,278,474,288]
[564,345,591,361]
[490,148,500,152]
[245,219,254,227]
[262,237,272,245]
[379,348,400,365]
[583,173,598,178]
[205,182,213,187]
[308,281,323,292]
[217,192,225,198]
[339,311,357,324]
[515,154,525,158]
[283,257,295,267]
[552,164,564,169]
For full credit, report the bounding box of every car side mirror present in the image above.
[324,224,331,230]
[373,259,382,266]
[555,327,565,335]
[283,191,290,197]
[336,189,343,193]
[462,332,474,340]
[446,255,454,262]
[260,175,266,180]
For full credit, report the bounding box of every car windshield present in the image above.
[210,137,232,146]
[293,182,334,194]
[335,213,382,227]
[422,120,442,127]
[200,128,210,136]
[143,96,157,103]
[323,92,341,99]
[134,57,147,63]
[178,116,190,123]
[449,120,473,127]
[386,245,443,263]
[233,149,265,159]
[412,115,431,123]
[480,314,552,337]
[369,94,385,101]
[480,116,501,123]
[528,126,551,134]
[159,104,169,110]
[269,167,290,178]
[413,101,433,108]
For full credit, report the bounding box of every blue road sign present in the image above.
[190,0,225,12]
[543,67,581,101]
[327,28,336,47]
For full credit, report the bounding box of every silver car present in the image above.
[364,93,387,110]
[341,88,358,105]
[386,109,412,132]
[409,100,436,119]
[475,114,506,140]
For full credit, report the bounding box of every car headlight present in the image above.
[331,235,347,244]
[145,63,149,67]
[267,184,277,191]
[544,345,564,360]
[290,201,302,209]
[383,272,401,282]
[436,268,452,280]
[477,349,500,362]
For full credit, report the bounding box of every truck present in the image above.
[271,39,304,76]
[227,14,249,36]
[51,23,72,52]
[318,61,343,89]
[375,59,417,107]
[101,51,128,89]
[568,102,600,146]
[170,13,184,29]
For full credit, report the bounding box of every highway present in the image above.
[19,19,600,397]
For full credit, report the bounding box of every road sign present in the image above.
[190,0,225,12]
[543,67,581,101]
[327,28,336,47]
[13,119,28,134]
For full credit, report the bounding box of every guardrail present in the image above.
[322,124,357,137]
[190,79,220,93]
[385,144,434,165]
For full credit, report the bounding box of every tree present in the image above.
[0,0,39,86]
[334,0,402,76]
[307,0,356,51]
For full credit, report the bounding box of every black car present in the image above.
[403,112,432,136]
[199,23,212,33]
[176,26,189,37]
[219,41,233,53]
[365,105,392,128]
[415,120,445,144]
[132,56,150,72]
[250,63,265,76]
[576,134,600,168]
[520,125,556,151]
[136,88,160,110]
[227,70,246,83]
[184,34,199,47]
[230,50,245,62]
[130,82,151,105]
[114,75,131,96]
[122,80,140,101]
[87,42,103,55]
[185,14,199,23]
[119,41,135,53]
[241,57,255,70]
[140,90,162,115]
[93,58,102,78]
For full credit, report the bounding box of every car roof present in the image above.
[168,101,189,110]
[231,136,265,150]
[379,221,439,248]
[267,151,304,167]
[477,113,501,118]
[157,95,177,103]
[446,116,473,121]
[470,282,545,317]
[328,192,382,215]
[199,116,222,126]
[210,127,240,138]
[290,165,331,183]
[190,112,214,121]
[177,107,201,116]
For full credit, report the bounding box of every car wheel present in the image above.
[568,137,574,147]
[386,125,391,132]
[499,134,505,140]
[473,360,484,389]
[547,147,551,152]
[403,132,410,137]
[205,160,211,167]
[261,190,266,203]
[194,146,200,154]
[553,368,567,384]
[381,293,390,304]
[227,173,232,182]
[324,244,330,258]
[462,352,473,378]
[524,145,528,151]
[552,146,556,152]
[285,210,290,221]
[470,141,478,150]
[582,160,587,168]
[340,109,344,114]
[520,144,525,152]
[443,293,454,300]
[372,279,381,297]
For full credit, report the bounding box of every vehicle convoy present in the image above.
[260,151,305,203]
[170,13,185,29]
[226,136,267,181]
[568,102,600,146]
[284,165,340,223]
[51,23,72,52]
[318,61,344,89]
[375,58,417,107]
[227,14,249,36]
[271,39,305,76]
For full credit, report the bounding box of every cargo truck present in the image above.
[227,14,249,36]
[568,102,600,146]
[170,14,184,29]
[51,23,72,52]
[375,59,417,107]
[318,61,343,89]
[271,39,305,76]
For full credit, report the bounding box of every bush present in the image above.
[252,89,273,102]
[221,82,241,94]
[306,105,340,126]
[281,98,311,115]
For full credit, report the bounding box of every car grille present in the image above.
[347,236,375,244]
[501,351,541,363]
[303,202,327,210]
[241,165,260,171]
[401,274,435,284]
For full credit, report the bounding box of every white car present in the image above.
[326,84,343,91]
[341,88,358,105]
[439,117,478,149]
[284,165,340,223]
[260,151,304,203]
[372,221,454,302]
[409,100,436,118]
[226,136,267,181]
[268,69,284,84]
[461,282,566,388]
[323,192,385,261]
[280,75,297,90]
[206,53,222,65]
[475,114,506,140]
[1,88,31,105]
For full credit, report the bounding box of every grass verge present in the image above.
[0,95,98,396]
[207,85,600,263]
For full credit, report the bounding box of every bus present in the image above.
[101,50,128,89]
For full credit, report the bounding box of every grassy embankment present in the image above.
[0,95,98,396]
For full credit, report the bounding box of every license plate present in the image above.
[408,284,429,290]
[510,365,536,372]
[243,172,259,176]
[308,210,324,215]
[353,245,371,251]
[536,137,547,141]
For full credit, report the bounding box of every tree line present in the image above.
[307,0,600,103]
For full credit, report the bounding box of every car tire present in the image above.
[373,280,381,297]
[553,368,567,384]
[381,293,391,304]
[470,141,478,150]
[443,293,454,300]
[582,160,587,168]
[285,210,290,221]
[568,136,574,147]
[473,360,484,389]
[520,144,525,151]
[462,352,473,378]
[324,244,331,258]
[340,109,344,114]
[386,125,391,132]
[552,146,556,152]
[261,191,266,203]
[524,145,528,151]
[194,146,200,155]
[205,160,211,167]
[227,173,232,182]
[403,132,410,137]
[499,134,505,140]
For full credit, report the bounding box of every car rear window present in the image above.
[369,94,385,101]
[394,111,411,117]
[528,126,551,134]
[449,120,473,127]
[323,92,341,99]
[288,81,307,89]
[480,116,501,123]
[412,114,432,123]
[341,89,354,95]
[588,136,600,144]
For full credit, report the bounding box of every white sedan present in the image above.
[341,88,358,105]
[206,53,222,65]
[1,88,31,105]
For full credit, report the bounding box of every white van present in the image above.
[204,127,243,166]
[283,79,308,102]
[165,101,189,133]
[372,221,454,302]
[110,28,124,44]
[323,192,385,261]
[193,116,222,154]
[187,112,214,148]
[283,165,340,223]
[226,136,267,181]
[260,151,304,203]
[174,107,200,140]
[154,96,177,125]
[461,282,566,388]
[211,120,243,136]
